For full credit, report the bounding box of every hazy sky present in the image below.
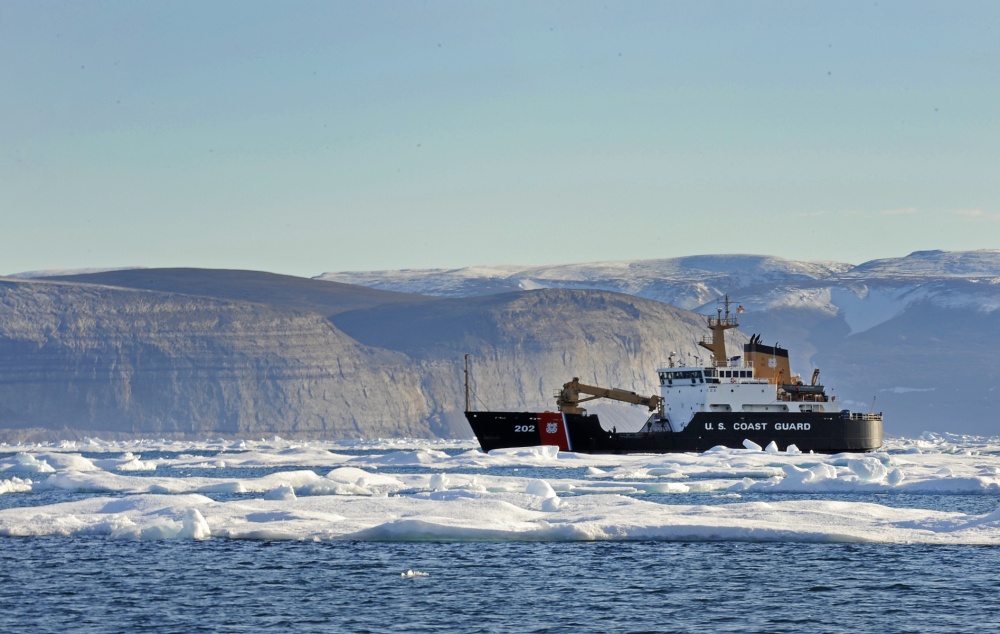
[2,1,997,277]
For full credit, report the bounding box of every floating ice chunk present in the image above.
[646,467,685,479]
[728,477,755,490]
[848,458,889,483]
[639,482,691,494]
[46,471,117,492]
[401,570,429,578]
[39,453,101,472]
[887,468,905,486]
[541,497,561,511]
[779,463,837,487]
[702,445,732,454]
[586,467,607,476]
[0,477,32,494]
[611,468,652,480]
[264,485,297,501]
[572,484,641,495]
[525,479,557,499]
[197,482,246,494]
[785,444,801,455]
[6,453,55,474]
[812,463,839,480]
[781,465,813,485]
[117,457,157,472]
[361,450,451,466]
[429,473,449,491]
[743,439,763,452]
[457,475,487,494]
[489,445,560,460]
[109,505,212,540]
[181,508,211,540]
[326,467,402,488]
[764,441,780,454]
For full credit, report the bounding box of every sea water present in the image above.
[2,434,1000,632]
[2,538,999,632]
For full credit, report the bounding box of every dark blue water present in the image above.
[1,538,998,633]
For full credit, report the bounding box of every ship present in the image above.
[465,296,883,454]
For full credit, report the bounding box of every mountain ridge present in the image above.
[317,250,1000,305]
[0,251,996,440]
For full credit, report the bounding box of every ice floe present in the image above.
[1,435,1000,543]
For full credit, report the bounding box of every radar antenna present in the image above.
[698,295,741,366]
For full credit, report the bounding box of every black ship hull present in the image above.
[466,410,883,454]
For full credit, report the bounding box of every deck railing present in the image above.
[843,412,883,421]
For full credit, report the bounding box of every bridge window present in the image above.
[660,369,706,385]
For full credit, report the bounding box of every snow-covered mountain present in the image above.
[319,250,1000,332]
[317,255,853,309]
[319,250,1000,437]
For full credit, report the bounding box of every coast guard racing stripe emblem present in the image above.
[538,412,572,451]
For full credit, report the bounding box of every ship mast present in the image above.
[698,295,740,366]
[464,354,471,412]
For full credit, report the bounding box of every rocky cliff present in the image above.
[0,270,714,441]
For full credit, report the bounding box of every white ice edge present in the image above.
[0,435,999,544]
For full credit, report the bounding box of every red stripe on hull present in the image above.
[537,412,572,451]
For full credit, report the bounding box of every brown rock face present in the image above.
[0,270,716,441]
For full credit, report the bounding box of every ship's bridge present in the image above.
[710,367,757,383]
[657,369,707,386]
[657,364,759,387]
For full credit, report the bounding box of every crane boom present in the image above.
[556,377,663,415]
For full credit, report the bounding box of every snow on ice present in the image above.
[2,434,1000,543]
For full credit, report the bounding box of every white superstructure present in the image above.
[653,296,833,432]
[655,362,831,431]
